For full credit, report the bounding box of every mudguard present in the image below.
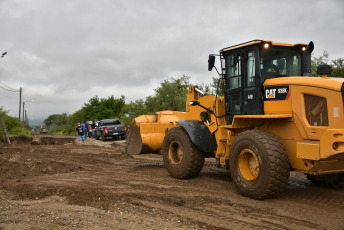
[177,120,215,153]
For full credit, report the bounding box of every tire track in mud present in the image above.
[123,160,343,230]
[24,159,344,230]
[26,154,344,230]
[2,142,344,230]
[105,164,318,229]
[128,197,317,230]
[129,198,258,230]
[280,174,344,229]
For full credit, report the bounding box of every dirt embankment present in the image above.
[0,135,343,229]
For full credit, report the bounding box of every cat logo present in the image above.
[265,89,276,99]
[264,86,289,101]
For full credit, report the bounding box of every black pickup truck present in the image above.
[95,119,126,141]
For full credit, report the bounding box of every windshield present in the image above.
[104,120,120,125]
[260,46,301,81]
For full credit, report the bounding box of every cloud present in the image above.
[0,0,343,122]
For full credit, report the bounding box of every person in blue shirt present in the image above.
[81,122,87,143]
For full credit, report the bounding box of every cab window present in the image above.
[260,47,301,80]
[227,54,241,90]
[226,54,242,112]
[247,51,255,87]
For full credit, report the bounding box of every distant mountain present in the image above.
[29,118,44,127]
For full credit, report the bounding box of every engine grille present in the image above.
[304,94,329,126]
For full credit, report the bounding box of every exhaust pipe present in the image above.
[303,41,314,76]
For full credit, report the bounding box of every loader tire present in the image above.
[163,126,205,179]
[229,130,290,199]
[306,173,344,188]
[102,133,106,142]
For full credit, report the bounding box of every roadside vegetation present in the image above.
[42,75,195,135]
[0,108,31,143]
[1,52,343,137]
[311,52,344,77]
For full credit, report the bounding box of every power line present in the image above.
[0,81,18,91]
[0,85,18,92]
[0,81,19,92]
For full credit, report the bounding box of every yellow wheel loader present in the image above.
[126,40,344,199]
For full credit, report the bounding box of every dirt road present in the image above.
[0,135,343,229]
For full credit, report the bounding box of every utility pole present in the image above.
[22,100,31,123]
[22,101,25,122]
[0,51,11,144]
[19,87,22,120]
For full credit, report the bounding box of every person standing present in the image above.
[85,121,90,138]
[91,121,96,138]
[76,122,85,145]
[81,122,87,144]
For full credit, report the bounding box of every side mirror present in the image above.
[208,55,215,71]
[190,100,199,106]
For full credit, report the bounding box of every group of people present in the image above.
[75,121,97,145]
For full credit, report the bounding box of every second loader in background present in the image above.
[126,40,344,199]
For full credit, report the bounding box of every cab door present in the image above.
[242,49,263,115]
[224,52,243,123]
[224,48,263,123]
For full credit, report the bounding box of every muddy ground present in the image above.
[0,135,343,230]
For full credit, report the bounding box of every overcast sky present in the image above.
[0,0,343,124]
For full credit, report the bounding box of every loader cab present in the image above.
[213,40,311,123]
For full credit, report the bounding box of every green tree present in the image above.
[120,99,147,125]
[204,77,224,96]
[311,51,329,76]
[331,58,344,78]
[44,113,68,127]
[81,95,126,121]
[145,95,160,113]
[42,75,192,133]
[119,75,192,125]
[44,113,69,133]
[68,109,84,126]
[80,96,101,121]
[0,108,21,132]
[0,107,31,140]
[150,75,190,112]
[311,52,344,78]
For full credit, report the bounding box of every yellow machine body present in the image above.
[126,40,344,177]
[127,78,344,175]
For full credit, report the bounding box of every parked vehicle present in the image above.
[95,119,126,141]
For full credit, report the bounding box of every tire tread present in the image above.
[230,130,290,199]
[163,126,205,179]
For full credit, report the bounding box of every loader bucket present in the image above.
[125,114,164,155]
[125,112,186,155]
[125,115,155,155]
[125,123,144,155]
